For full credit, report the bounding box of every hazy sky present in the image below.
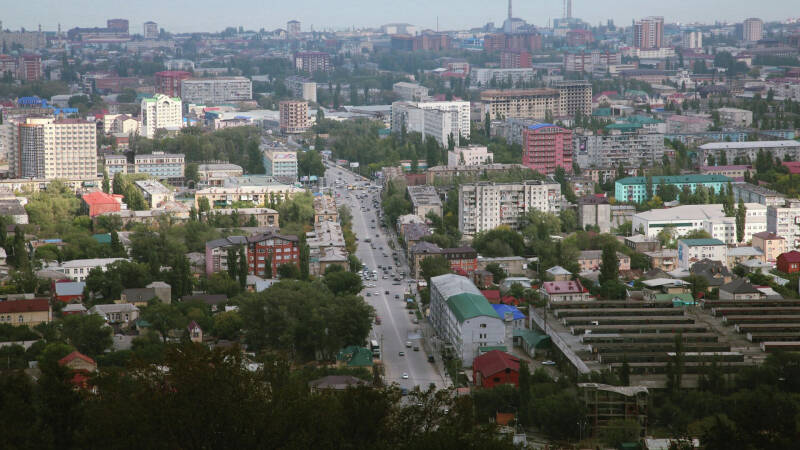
[3,0,797,33]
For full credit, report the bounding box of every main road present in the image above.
[324,163,448,391]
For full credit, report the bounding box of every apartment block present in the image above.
[615,174,731,204]
[294,51,332,74]
[681,30,703,49]
[742,18,763,42]
[12,117,97,180]
[134,152,185,180]
[678,238,727,268]
[732,183,786,207]
[194,184,303,209]
[632,203,767,244]
[500,49,532,69]
[698,141,800,167]
[716,107,753,127]
[285,76,317,103]
[574,128,665,169]
[522,123,573,175]
[263,150,298,180]
[447,146,493,167]
[247,231,300,278]
[768,201,800,251]
[407,185,443,218]
[471,68,537,87]
[134,179,173,208]
[180,77,252,104]
[634,16,664,49]
[154,71,191,97]
[552,80,592,117]
[141,94,182,138]
[458,181,562,236]
[564,50,621,73]
[279,100,310,134]
[481,89,561,121]
[391,100,470,147]
[392,82,430,101]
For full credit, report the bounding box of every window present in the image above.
[480,323,487,328]
[18,315,23,323]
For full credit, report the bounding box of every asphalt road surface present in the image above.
[325,164,447,390]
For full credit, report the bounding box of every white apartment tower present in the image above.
[141,94,183,138]
[458,180,562,236]
[12,117,97,180]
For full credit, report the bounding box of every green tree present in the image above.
[736,198,746,243]
[140,301,186,343]
[484,263,507,283]
[59,314,113,357]
[599,245,619,284]
[324,271,364,296]
[420,255,452,284]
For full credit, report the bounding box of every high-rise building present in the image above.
[17,55,42,81]
[294,51,332,74]
[633,17,664,50]
[459,181,562,236]
[391,100,471,147]
[481,89,561,121]
[154,71,191,97]
[500,49,532,68]
[12,118,97,180]
[143,21,159,39]
[287,20,301,36]
[141,94,183,138]
[574,126,665,169]
[106,19,129,33]
[742,18,763,42]
[564,50,622,73]
[180,77,252,104]
[522,124,573,175]
[681,30,703,49]
[279,100,310,134]
[552,80,592,117]
[285,76,317,103]
[263,150,298,180]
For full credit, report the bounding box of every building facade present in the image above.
[141,94,182,138]
[615,175,731,204]
[154,71,191,97]
[180,77,252,104]
[522,123,573,175]
[263,150,298,180]
[279,100,310,134]
[742,18,763,42]
[391,100,471,147]
[12,118,97,180]
[447,146,493,167]
[574,128,665,169]
[698,141,800,167]
[634,16,664,49]
[294,51,332,73]
[458,181,562,236]
[678,239,727,268]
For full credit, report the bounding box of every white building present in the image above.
[180,77,252,104]
[458,181,562,237]
[677,238,728,268]
[716,107,753,127]
[102,114,140,135]
[742,18,763,42]
[768,200,800,251]
[48,258,127,282]
[447,146,493,167]
[632,203,766,244]
[698,141,800,167]
[12,117,97,180]
[681,30,703,49]
[194,184,303,208]
[89,303,139,324]
[134,179,174,208]
[429,274,506,367]
[141,94,182,138]
[143,21,159,39]
[392,82,430,101]
[263,150,298,181]
[285,76,317,103]
[391,100,471,147]
[471,68,536,87]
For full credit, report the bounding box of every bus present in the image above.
[370,339,380,357]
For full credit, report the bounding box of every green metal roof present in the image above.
[615,174,731,185]
[447,292,501,323]
[592,108,611,116]
[478,346,507,353]
[514,329,551,348]
[605,123,642,132]
[679,238,726,246]
[626,115,664,124]
[92,233,112,244]
[653,293,695,303]
[337,346,373,367]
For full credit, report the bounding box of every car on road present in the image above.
[405,341,412,348]
[413,346,419,352]
[401,373,409,379]
[542,360,556,366]
[366,293,371,297]
[398,351,405,356]
[427,355,435,363]
[385,290,390,295]
[394,294,400,299]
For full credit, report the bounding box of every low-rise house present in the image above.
[121,281,172,305]
[48,258,127,282]
[402,223,432,248]
[578,250,631,272]
[678,239,727,269]
[690,259,733,290]
[52,281,85,303]
[477,256,529,276]
[0,199,29,224]
[540,280,590,302]
[499,277,532,294]
[491,304,526,330]
[625,234,661,253]
[472,350,520,388]
[545,265,572,281]
[309,375,368,393]
[58,351,97,389]
[777,250,800,274]
[644,249,679,271]
[89,303,139,324]
[727,246,764,268]
[187,320,203,342]
[81,191,125,217]
[719,279,765,301]
[0,298,51,326]
[751,232,786,264]
[62,303,87,316]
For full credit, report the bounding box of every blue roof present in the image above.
[55,281,86,296]
[528,123,556,130]
[492,304,526,321]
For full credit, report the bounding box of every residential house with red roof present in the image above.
[472,350,520,388]
[58,351,97,389]
[777,250,800,274]
[540,280,590,302]
[81,191,124,217]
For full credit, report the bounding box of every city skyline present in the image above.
[3,0,798,34]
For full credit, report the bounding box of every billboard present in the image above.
[350,162,360,168]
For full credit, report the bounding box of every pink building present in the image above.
[752,232,786,264]
[522,123,573,175]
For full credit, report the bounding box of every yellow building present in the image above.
[0,298,52,326]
